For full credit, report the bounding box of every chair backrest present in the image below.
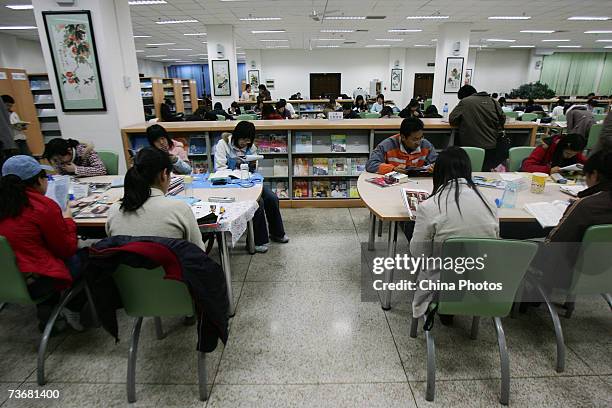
[508,146,535,172]
[571,224,612,295]
[216,115,226,121]
[594,114,606,121]
[0,237,36,305]
[592,107,605,115]
[586,123,603,150]
[504,111,519,119]
[97,150,119,175]
[460,146,485,171]
[113,265,194,317]
[236,114,256,121]
[364,112,381,119]
[437,238,539,317]
[521,113,538,122]
[424,98,432,110]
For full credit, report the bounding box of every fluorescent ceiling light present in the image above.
[568,16,610,21]
[585,30,612,34]
[366,44,391,47]
[317,45,340,48]
[406,16,449,19]
[0,26,36,30]
[155,19,198,24]
[252,30,285,34]
[162,58,180,61]
[146,42,175,46]
[135,50,144,52]
[520,30,555,33]
[201,41,208,44]
[542,39,570,42]
[413,44,432,47]
[168,48,193,51]
[605,46,612,48]
[184,33,206,36]
[324,16,365,20]
[134,35,151,38]
[469,44,488,48]
[486,38,516,42]
[388,29,422,33]
[595,39,612,42]
[146,54,167,57]
[320,29,354,33]
[558,45,582,48]
[510,45,535,48]
[188,53,207,56]
[266,45,289,48]
[431,39,437,42]
[489,16,531,20]
[315,38,345,41]
[129,0,167,4]
[240,17,282,21]
[376,38,404,42]
[260,39,288,42]
[5,4,34,10]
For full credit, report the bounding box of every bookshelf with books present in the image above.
[163,78,184,114]
[181,79,197,115]
[140,76,164,120]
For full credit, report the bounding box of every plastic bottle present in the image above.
[442,103,449,120]
[183,175,193,197]
[240,163,249,180]
[501,181,518,209]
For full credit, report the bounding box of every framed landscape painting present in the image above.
[444,57,464,93]
[212,59,231,96]
[248,69,260,89]
[42,11,106,111]
[391,68,402,91]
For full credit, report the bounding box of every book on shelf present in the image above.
[293,158,311,176]
[330,134,347,152]
[312,180,331,198]
[273,158,289,177]
[191,160,209,174]
[258,159,274,177]
[294,131,313,153]
[293,180,310,198]
[349,179,359,198]
[255,134,271,153]
[346,135,370,153]
[269,134,288,153]
[312,158,329,175]
[351,157,367,175]
[330,158,348,175]
[189,138,207,155]
[330,180,348,198]
[269,181,289,199]
[400,188,430,220]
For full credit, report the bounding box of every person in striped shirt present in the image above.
[366,117,438,174]
[44,138,107,178]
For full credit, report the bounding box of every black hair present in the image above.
[425,105,439,115]
[214,102,223,110]
[277,99,287,108]
[380,106,394,117]
[1,95,15,104]
[431,146,493,216]
[587,98,597,107]
[245,84,251,90]
[584,149,612,184]
[355,95,365,105]
[231,101,238,108]
[551,133,586,167]
[400,117,424,136]
[556,98,565,107]
[0,170,47,220]
[261,103,276,118]
[258,84,266,91]
[491,93,499,99]
[376,93,385,102]
[458,85,477,100]
[232,121,256,148]
[526,98,535,106]
[121,147,173,212]
[587,92,596,98]
[146,124,174,148]
[204,111,219,121]
[408,99,420,109]
[498,97,507,106]
[43,138,79,159]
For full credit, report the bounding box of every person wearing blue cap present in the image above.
[0,155,84,331]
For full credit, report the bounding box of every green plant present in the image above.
[509,82,556,99]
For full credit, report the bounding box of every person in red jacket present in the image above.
[521,133,587,174]
[0,155,83,330]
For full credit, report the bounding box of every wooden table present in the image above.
[357,171,572,310]
[75,175,263,316]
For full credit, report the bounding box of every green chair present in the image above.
[97,150,119,175]
[586,123,603,150]
[236,114,257,121]
[364,112,381,119]
[594,114,606,122]
[216,115,226,121]
[592,107,605,115]
[520,113,538,122]
[0,237,97,386]
[508,146,535,172]
[504,111,519,119]
[424,98,432,110]
[460,147,485,171]
[410,238,538,405]
[113,265,207,403]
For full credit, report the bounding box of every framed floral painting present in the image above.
[42,11,106,111]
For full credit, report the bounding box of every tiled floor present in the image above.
[1,208,610,407]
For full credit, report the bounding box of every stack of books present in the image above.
[168,176,184,196]
[293,157,367,176]
[292,179,359,198]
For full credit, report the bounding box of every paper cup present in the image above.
[530,172,547,194]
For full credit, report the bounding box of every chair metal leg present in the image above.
[564,294,576,319]
[127,317,144,403]
[470,316,480,340]
[602,293,612,311]
[425,319,436,402]
[37,284,80,385]
[367,212,376,251]
[410,317,418,338]
[493,317,510,406]
[83,282,100,327]
[377,218,383,237]
[198,351,208,401]
[220,232,235,317]
[536,284,565,373]
[154,317,165,340]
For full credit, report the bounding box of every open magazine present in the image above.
[400,188,430,220]
[524,200,570,228]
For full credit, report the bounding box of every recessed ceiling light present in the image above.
[201,41,208,44]
[375,38,404,42]
[146,42,175,46]
[155,19,198,25]
[146,54,167,57]
[596,39,612,42]
[388,29,422,33]
[366,44,391,47]
[557,45,582,48]
[240,17,282,21]
[324,16,366,20]
[0,26,37,30]
[5,4,34,10]
[252,30,285,34]
[510,45,535,48]
[542,39,571,42]
[486,38,516,42]
[168,48,193,51]
[406,16,449,19]
[320,29,354,33]
[259,39,289,42]
[133,35,151,38]
[184,33,206,36]
[129,0,167,5]
[317,45,340,48]
[520,30,555,33]
[585,30,612,34]
[489,16,531,20]
[568,16,610,21]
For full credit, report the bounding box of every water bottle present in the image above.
[240,163,249,180]
[442,103,449,120]
[183,175,193,197]
[501,181,518,209]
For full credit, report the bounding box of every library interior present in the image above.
[1,0,612,407]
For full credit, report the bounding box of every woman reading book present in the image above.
[44,138,107,177]
[146,124,192,175]
[521,133,587,174]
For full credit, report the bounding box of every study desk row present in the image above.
[357,172,571,310]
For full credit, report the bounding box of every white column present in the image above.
[526,50,544,84]
[431,23,471,111]
[386,48,407,109]
[245,49,263,92]
[32,0,143,174]
[205,25,239,108]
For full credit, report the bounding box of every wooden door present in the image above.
[413,73,434,99]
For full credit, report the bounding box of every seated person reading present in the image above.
[521,133,586,174]
[366,117,438,174]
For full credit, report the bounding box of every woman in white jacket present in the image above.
[410,146,499,320]
[215,121,288,253]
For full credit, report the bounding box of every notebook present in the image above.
[524,200,571,228]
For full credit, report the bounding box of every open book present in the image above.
[400,188,430,220]
[559,163,583,172]
[524,200,571,228]
[559,185,587,197]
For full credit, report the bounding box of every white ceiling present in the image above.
[1,0,612,63]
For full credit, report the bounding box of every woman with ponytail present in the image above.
[106,147,205,250]
[44,138,107,177]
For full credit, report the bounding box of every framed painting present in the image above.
[444,57,464,93]
[464,69,473,85]
[42,11,106,111]
[391,68,402,91]
[248,69,260,89]
[212,59,231,96]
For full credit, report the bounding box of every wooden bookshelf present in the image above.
[0,69,45,155]
[181,79,197,115]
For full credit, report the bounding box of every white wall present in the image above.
[0,33,47,73]
[471,49,532,95]
[137,58,166,77]
[403,49,436,104]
